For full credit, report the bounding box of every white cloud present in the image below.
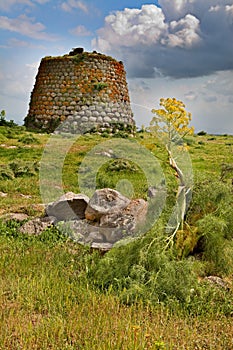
[184,91,197,101]
[26,61,40,70]
[209,5,221,12]
[94,5,168,49]
[8,38,28,47]
[0,0,32,12]
[159,0,233,20]
[225,4,233,15]
[34,0,50,4]
[158,0,194,20]
[162,14,201,48]
[0,14,58,40]
[94,4,202,52]
[0,0,50,11]
[61,0,88,14]
[7,38,46,49]
[69,25,91,36]
[94,2,233,79]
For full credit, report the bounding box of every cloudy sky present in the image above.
[0,0,233,134]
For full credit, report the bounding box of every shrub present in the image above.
[197,214,229,274]
[9,160,39,177]
[18,134,40,144]
[197,130,207,136]
[106,159,139,172]
[0,110,18,127]
[90,223,198,307]
[93,82,108,91]
[187,179,233,274]
[0,164,15,180]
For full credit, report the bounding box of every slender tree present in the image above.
[150,97,194,239]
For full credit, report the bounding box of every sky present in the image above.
[0,0,233,134]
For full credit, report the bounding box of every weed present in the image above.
[18,134,40,144]
[0,164,15,180]
[93,82,108,91]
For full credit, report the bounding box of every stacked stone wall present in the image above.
[25,52,135,133]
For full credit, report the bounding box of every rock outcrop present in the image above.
[46,192,89,221]
[19,188,148,250]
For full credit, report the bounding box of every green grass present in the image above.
[0,223,233,349]
[0,126,233,348]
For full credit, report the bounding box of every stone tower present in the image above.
[25,49,135,133]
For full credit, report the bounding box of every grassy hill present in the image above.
[0,125,233,349]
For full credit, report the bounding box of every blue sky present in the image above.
[0,0,233,134]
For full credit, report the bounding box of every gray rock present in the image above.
[4,212,29,221]
[123,199,148,223]
[91,242,113,251]
[85,188,130,221]
[100,199,147,231]
[101,226,123,243]
[95,149,115,158]
[19,217,55,235]
[85,231,105,243]
[204,276,230,290]
[46,192,89,221]
[148,186,158,198]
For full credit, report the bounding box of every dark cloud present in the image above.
[93,2,233,78]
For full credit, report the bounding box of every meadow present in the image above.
[0,124,233,349]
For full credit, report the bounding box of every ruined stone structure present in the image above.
[25,49,135,133]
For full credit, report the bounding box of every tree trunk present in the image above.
[166,147,192,235]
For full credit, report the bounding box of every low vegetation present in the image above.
[0,119,233,349]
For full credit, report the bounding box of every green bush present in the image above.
[89,175,233,310]
[186,179,233,274]
[197,214,230,274]
[18,134,40,144]
[197,130,207,136]
[0,160,39,179]
[0,164,15,180]
[9,160,39,177]
[0,125,24,139]
[90,223,197,306]
[107,159,139,172]
[0,110,18,127]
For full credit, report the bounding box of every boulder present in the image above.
[99,198,147,229]
[20,216,55,235]
[85,230,105,244]
[46,192,89,221]
[85,188,130,221]
[123,199,148,225]
[18,189,148,251]
[84,190,148,246]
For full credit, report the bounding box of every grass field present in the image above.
[0,125,233,349]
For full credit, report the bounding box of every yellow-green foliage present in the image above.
[150,97,194,148]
